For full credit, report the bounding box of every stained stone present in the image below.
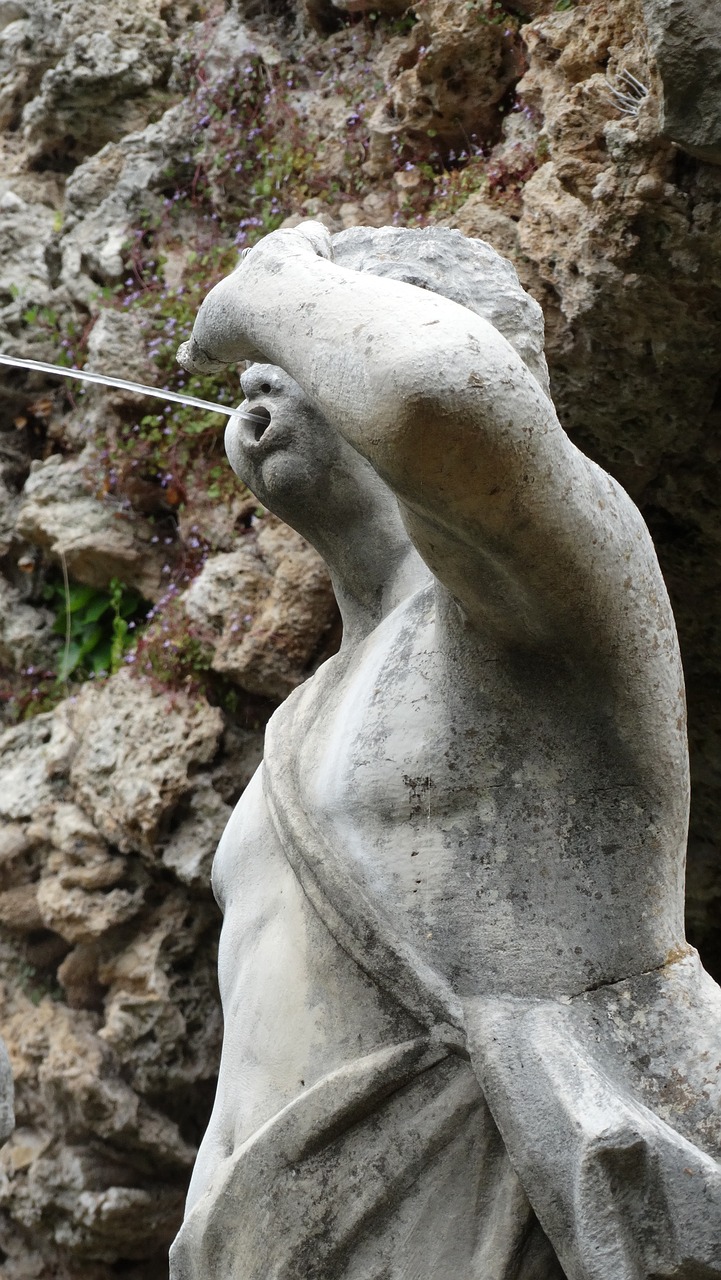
[642,0,721,164]
[172,223,721,1279]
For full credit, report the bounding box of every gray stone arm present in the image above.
[178,224,675,669]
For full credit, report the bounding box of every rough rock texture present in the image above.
[0,674,230,1277]
[367,0,523,165]
[0,0,719,1273]
[493,0,721,973]
[16,452,170,599]
[0,0,176,163]
[65,671,223,855]
[642,0,721,163]
[0,577,57,674]
[183,516,339,699]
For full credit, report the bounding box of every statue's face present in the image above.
[224,363,377,534]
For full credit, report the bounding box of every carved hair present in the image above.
[331,225,550,397]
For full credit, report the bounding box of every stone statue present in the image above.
[171,223,721,1279]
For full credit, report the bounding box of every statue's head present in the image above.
[225,225,549,544]
[331,225,549,396]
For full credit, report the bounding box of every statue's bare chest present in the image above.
[270,588,675,998]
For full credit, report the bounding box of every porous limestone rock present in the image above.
[642,0,721,164]
[0,672,227,1274]
[0,713,66,823]
[0,0,175,163]
[60,104,192,300]
[161,781,233,888]
[0,196,56,320]
[37,842,145,946]
[0,984,194,1272]
[182,517,339,699]
[0,577,58,675]
[367,0,524,170]
[98,891,222,1098]
[0,194,68,398]
[16,451,168,599]
[84,309,158,388]
[0,467,19,558]
[63,670,224,857]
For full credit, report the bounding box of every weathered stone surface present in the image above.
[64,670,224,856]
[60,104,192,301]
[642,0,721,164]
[85,309,158,387]
[0,469,19,558]
[367,0,523,167]
[207,723,264,810]
[0,0,175,164]
[161,781,232,888]
[37,848,144,946]
[0,576,58,674]
[98,891,222,1098]
[0,0,720,1273]
[0,196,55,318]
[173,219,721,1277]
[182,517,339,699]
[441,195,519,259]
[0,713,65,823]
[0,193,65,387]
[0,674,224,1272]
[441,0,721,969]
[21,26,172,166]
[16,451,168,599]
[0,985,193,1269]
[0,884,44,934]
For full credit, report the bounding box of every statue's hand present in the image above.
[176,221,334,375]
[241,219,334,267]
[176,336,230,375]
[294,219,333,259]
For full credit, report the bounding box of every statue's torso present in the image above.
[203,582,688,1177]
[268,582,687,1000]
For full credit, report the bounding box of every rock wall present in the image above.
[0,0,719,1273]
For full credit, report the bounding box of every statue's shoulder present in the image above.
[265,582,438,748]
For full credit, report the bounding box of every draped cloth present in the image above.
[170,714,721,1280]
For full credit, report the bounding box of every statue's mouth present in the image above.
[247,406,272,442]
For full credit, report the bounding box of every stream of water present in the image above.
[0,353,265,423]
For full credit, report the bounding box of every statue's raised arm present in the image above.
[178,222,675,676]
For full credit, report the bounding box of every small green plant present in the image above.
[554,0,574,10]
[45,577,145,681]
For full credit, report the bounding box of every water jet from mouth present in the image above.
[250,406,272,441]
[0,353,271,429]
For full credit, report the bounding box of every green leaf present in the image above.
[118,592,141,618]
[90,641,113,675]
[77,623,104,659]
[57,639,83,681]
[110,617,129,674]
[66,584,96,613]
[69,613,93,637]
[82,595,113,624]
